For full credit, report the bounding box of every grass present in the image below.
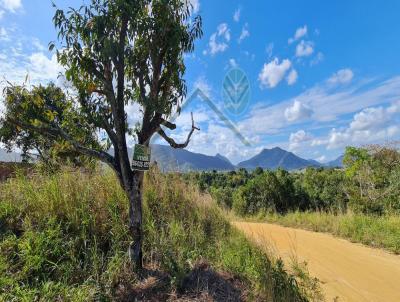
[264,211,400,254]
[0,166,318,301]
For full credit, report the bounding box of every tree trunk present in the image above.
[128,170,144,270]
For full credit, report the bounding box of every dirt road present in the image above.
[234,222,400,302]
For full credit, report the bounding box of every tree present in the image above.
[0,83,98,167]
[343,145,400,214]
[2,0,202,270]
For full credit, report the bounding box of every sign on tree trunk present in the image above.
[132,144,151,171]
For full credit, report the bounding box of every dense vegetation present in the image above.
[190,145,400,216]
[0,167,319,301]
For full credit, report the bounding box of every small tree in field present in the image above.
[2,0,202,270]
[0,83,99,167]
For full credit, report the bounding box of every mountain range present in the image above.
[0,145,343,172]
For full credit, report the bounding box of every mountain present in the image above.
[150,145,235,172]
[326,155,344,168]
[1,145,333,172]
[237,147,321,171]
[215,153,232,165]
[307,159,323,167]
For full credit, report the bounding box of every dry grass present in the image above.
[265,211,400,254]
[0,167,315,301]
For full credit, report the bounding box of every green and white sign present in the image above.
[132,144,151,171]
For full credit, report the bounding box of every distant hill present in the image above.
[150,145,235,172]
[1,145,335,172]
[215,153,232,165]
[237,147,321,171]
[326,155,344,168]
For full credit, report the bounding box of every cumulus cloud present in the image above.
[288,25,307,44]
[327,68,354,85]
[284,100,313,122]
[296,40,314,57]
[286,69,298,85]
[0,50,63,88]
[313,102,400,149]
[233,7,241,22]
[28,52,63,81]
[258,58,292,89]
[204,23,230,56]
[289,130,312,150]
[0,0,22,12]
[238,23,250,43]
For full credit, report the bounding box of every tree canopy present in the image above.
[1,0,203,269]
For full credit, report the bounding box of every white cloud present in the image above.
[0,10,4,19]
[32,38,46,52]
[0,51,62,87]
[217,23,230,41]
[238,76,400,139]
[193,76,212,97]
[125,102,143,127]
[28,52,63,82]
[233,7,241,22]
[287,69,298,85]
[288,25,307,44]
[327,68,354,85]
[296,40,314,57]
[258,58,292,89]
[284,100,313,122]
[312,102,400,149]
[349,107,388,131]
[0,0,22,12]
[310,52,324,66]
[238,23,249,43]
[289,130,312,151]
[229,58,238,68]
[204,23,230,56]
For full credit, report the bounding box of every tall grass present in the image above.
[265,211,400,254]
[0,167,315,301]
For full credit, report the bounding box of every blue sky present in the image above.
[1,0,400,164]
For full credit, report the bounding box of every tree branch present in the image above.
[8,118,116,170]
[160,118,176,130]
[157,112,199,149]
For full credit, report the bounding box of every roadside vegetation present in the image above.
[0,166,319,301]
[265,212,400,254]
[189,144,400,253]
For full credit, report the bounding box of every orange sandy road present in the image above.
[233,222,400,302]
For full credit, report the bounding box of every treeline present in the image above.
[186,145,400,216]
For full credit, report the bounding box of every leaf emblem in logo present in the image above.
[222,68,250,115]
